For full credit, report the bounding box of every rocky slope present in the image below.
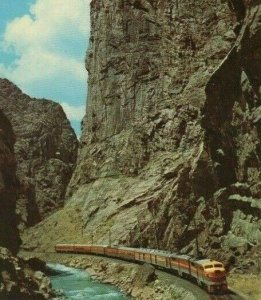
[0,247,61,299]
[0,110,20,253]
[0,79,78,230]
[23,0,260,271]
[35,253,198,300]
[0,112,58,299]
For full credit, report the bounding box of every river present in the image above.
[48,263,131,299]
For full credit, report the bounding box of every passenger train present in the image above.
[55,244,228,294]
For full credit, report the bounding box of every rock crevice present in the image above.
[0,110,20,253]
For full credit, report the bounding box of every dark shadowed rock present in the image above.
[0,110,20,253]
[134,263,157,287]
[0,79,79,230]
[0,247,60,299]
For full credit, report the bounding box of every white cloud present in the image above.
[4,0,91,51]
[0,0,90,88]
[6,48,86,83]
[61,102,85,121]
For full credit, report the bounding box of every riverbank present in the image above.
[48,263,130,299]
[20,251,205,300]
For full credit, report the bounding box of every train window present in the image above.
[214,264,223,268]
[204,265,213,269]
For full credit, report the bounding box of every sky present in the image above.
[0,0,91,137]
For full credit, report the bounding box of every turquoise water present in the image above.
[48,263,131,300]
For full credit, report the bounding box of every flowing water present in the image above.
[48,263,131,300]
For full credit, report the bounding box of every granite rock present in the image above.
[0,110,20,253]
[0,247,60,299]
[0,79,79,230]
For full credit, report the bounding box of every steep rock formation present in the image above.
[198,0,261,266]
[0,110,20,253]
[69,0,236,190]
[0,247,58,299]
[23,0,260,270]
[69,0,261,265]
[0,79,78,230]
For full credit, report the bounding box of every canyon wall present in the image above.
[0,79,79,230]
[23,0,260,270]
[0,110,20,253]
[69,0,260,267]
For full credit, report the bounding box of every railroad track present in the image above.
[210,292,243,300]
[210,296,229,300]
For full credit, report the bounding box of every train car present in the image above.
[105,246,119,258]
[117,247,135,261]
[55,244,75,253]
[190,260,205,282]
[169,255,181,275]
[143,252,153,264]
[89,245,106,255]
[74,244,92,254]
[150,253,159,265]
[133,249,171,269]
[154,253,169,268]
[134,250,145,262]
[171,254,191,277]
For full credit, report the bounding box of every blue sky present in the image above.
[0,0,91,137]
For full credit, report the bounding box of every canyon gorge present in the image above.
[0,0,260,298]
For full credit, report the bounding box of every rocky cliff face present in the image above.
[23,0,260,270]
[68,0,260,267]
[0,79,78,230]
[69,0,236,189]
[0,110,20,253]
